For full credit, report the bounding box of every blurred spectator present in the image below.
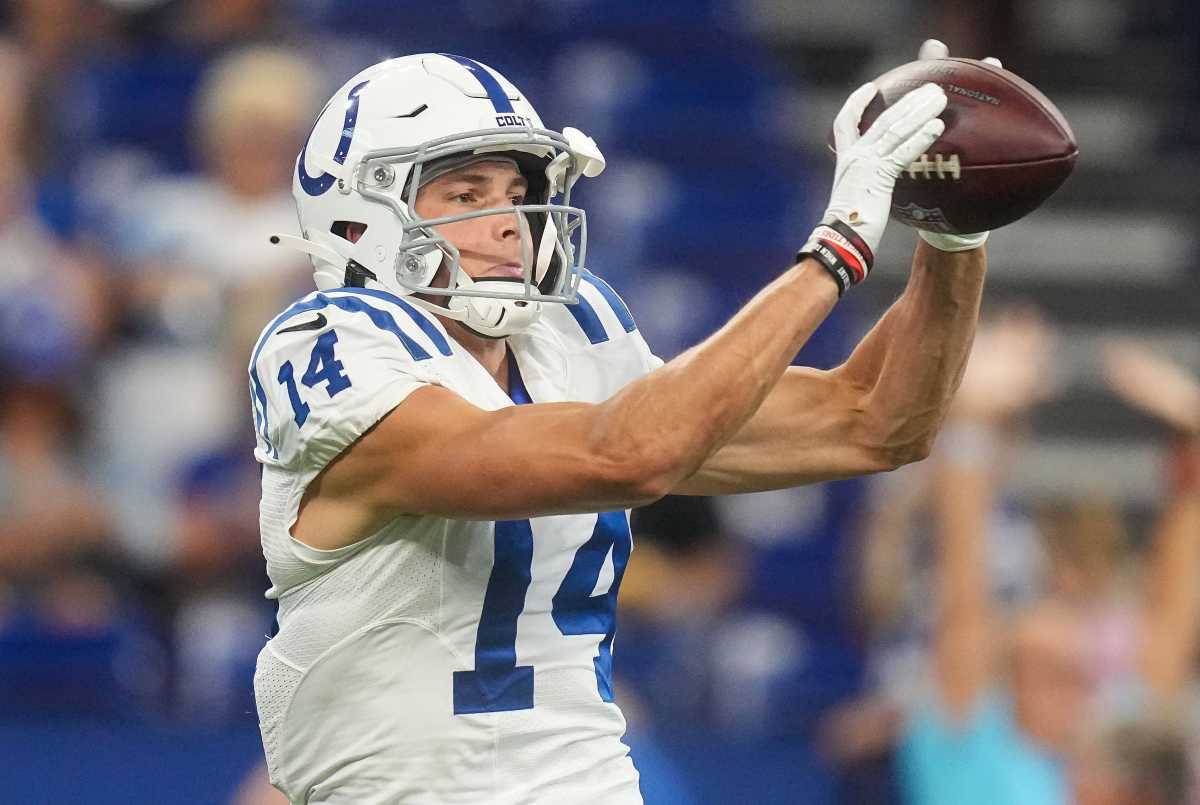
[618,495,755,729]
[1068,342,1200,805]
[620,494,816,739]
[823,308,1057,802]
[874,317,1200,805]
[94,45,318,569]
[0,382,111,599]
[0,242,149,719]
[0,36,114,599]
[68,45,318,720]
[116,42,321,356]
[0,37,113,344]
[167,0,284,47]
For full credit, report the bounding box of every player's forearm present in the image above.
[851,240,986,464]
[590,259,839,497]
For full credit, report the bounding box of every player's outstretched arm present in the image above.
[673,240,985,494]
[293,81,946,547]
[294,261,837,543]
[674,40,993,496]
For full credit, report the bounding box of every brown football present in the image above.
[852,58,1078,234]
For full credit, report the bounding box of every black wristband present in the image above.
[796,219,874,296]
[796,242,853,296]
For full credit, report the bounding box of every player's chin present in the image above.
[476,266,527,282]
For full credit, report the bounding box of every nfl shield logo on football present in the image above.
[894,202,952,233]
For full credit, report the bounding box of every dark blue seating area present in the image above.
[0,610,162,721]
[0,721,835,805]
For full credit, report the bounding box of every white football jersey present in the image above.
[248,274,662,805]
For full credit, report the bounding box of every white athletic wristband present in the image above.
[918,230,989,252]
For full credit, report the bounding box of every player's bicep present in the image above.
[672,365,892,495]
[296,385,641,547]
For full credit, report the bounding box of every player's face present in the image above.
[414,161,532,281]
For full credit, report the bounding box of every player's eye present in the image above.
[451,191,477,204]
[510,195,526,205]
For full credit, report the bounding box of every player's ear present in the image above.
[332,221,368,244]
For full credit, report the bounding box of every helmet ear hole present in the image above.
[331,221,368,243]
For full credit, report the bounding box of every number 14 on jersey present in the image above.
[453,511,631,715]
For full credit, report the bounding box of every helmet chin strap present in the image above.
[272,233,545,339]
[445,274,543,339]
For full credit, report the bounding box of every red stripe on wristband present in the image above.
[825,219,874,269]
[823,239,866,283]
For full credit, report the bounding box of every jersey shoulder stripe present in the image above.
[566,271,638,345]
[328,287,453,357]
[581,270,637,333]
[248,289,450,459]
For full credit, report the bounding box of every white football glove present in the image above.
[800,81,947,294]
[914,39,998,252]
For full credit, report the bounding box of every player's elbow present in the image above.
[873,430,936,470]
[861,413,938,471]
[589,442,679,508]
[886,440,933,469]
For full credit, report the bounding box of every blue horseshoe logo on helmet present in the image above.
[298,80,370,197]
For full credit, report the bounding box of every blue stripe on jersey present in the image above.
[250,369,275,458]
[248,292,441,457]
[582,270,637,333]
[566,291,610,345]
[565,272,639,344]
[328,287,454,356]
[439,54,516,114]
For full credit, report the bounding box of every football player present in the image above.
[250,47,987,804]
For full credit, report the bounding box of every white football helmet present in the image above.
[275,53,606,338]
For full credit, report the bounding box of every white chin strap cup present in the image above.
[447,276,543,339]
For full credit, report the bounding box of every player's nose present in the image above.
[490,208,529,256]
[490,207,519,239]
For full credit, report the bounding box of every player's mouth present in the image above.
[485,262,525,279]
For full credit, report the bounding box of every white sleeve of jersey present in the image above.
[642,342,665,374]
[249,290,449,473]
[543,269,665,389]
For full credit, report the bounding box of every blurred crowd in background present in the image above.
[0,0,1197,803]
